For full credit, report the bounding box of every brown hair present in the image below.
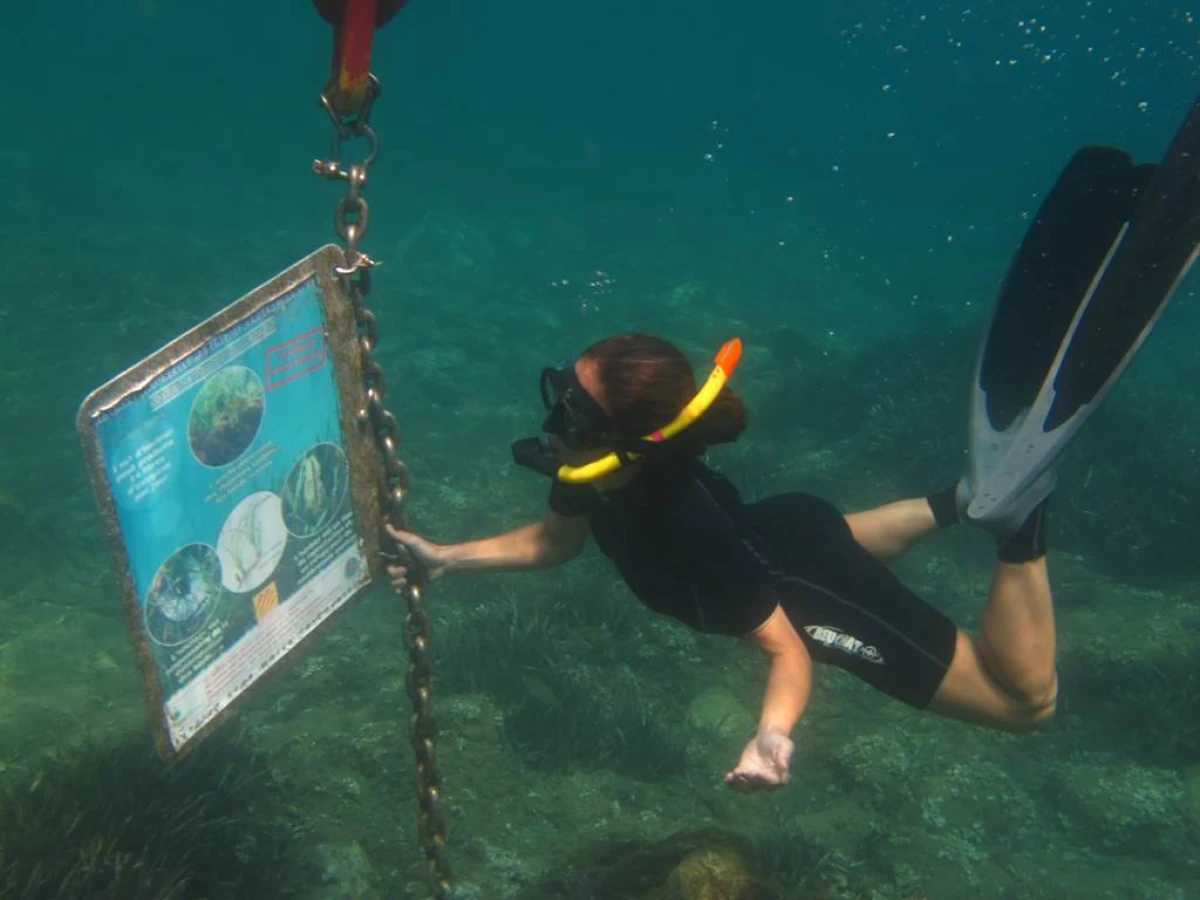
[580,332,747,456]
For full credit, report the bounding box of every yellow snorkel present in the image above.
[553,337,744,483]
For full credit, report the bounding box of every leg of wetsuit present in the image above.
[747,493,1057,729]
[745,494,958,709]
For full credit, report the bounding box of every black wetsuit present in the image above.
[549,459,959,709]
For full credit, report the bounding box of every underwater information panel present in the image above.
[78,246,380,759]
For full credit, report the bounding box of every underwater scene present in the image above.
[0,1,1198,897]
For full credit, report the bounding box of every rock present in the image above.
[686,687,754,742]
[1051,760,1188,861]
[314,841,379,900]
[832,727,923,797]
[663,846,755,900]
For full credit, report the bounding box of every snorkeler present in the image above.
[386,96,1199,793]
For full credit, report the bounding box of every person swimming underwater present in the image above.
[386,96,1199,792]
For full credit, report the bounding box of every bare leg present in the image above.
[845,498,939,562]
[849,497,1057,730]
[927,558,1058,731]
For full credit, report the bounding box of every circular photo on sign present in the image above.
[145,543,222,646]
[188,366,265,468]
[217,491,288,594]
[281,443,350,538]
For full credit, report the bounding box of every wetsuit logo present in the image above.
[804,625,885,665]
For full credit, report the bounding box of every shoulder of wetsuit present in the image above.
[649,462,744,537]
[688,460,747,511]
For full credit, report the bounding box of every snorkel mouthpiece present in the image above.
[511,437,563,478]
[512,337,744,484]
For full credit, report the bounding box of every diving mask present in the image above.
[538,365,615,450]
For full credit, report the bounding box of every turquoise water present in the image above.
[0,1,1197,897]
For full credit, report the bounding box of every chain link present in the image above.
[315,75,453,899]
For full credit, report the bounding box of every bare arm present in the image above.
[748,605,813,736]
[385,509,589,590]
[725,605,810,791]
[442,510,589,575]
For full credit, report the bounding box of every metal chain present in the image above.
[315,75,453,899]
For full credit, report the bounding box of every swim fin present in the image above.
[960,95,1200,538]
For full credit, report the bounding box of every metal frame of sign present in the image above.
[77,244,383,761]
